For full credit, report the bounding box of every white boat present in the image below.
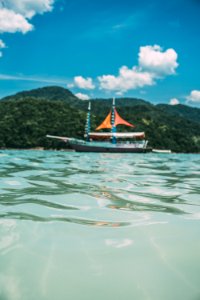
[152,149,171,153]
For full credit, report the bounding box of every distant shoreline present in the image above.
[0,147,199,154]
[0,147,74,152]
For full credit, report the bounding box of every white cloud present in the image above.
[0,8,33,34]
[74,76,95,90]
[0,0,54,18]
[0,73,68,85]
[186,90,200,104]
[115,91,124,96]
[67,83,75,89]
[98,45,178,93]
[0,39,6,57]
[139,45,178,76]
[169,98,179,105]
[98,66,154,92]
[75,93,90,100]
[0,39,6,48]
[0,0,55,40]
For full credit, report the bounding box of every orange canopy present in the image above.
[114,109,134,127]
[96,109,134,130]
[96,111,112,130]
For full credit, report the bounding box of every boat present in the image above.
[152,149,171,153]
[47,98,152,153]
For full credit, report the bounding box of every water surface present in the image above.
[0,150,200,300]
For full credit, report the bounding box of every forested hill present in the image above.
[1,86,151,112]
[157,103,200,124]
[1,86,79,104]
[0,86,200,153]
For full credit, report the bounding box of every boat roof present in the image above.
[88,132,145,139]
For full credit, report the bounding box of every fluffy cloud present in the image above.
[98,66,155,92]
[139,45,178,76]
[0,0,54,18]
[0,1,54,35]
[74,76,95,90]
[75,93,90,100]
[169,98,179,105]
[98,45,178,93]
[0,8,33,34]
[186,90,200,103]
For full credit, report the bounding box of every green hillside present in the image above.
[2,86,78,104]
[0,86,200,153]
[157,103,200,124]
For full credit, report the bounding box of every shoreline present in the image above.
[0,147,200,154]
[0,147,74,152]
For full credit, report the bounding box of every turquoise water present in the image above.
[0,150,200,300]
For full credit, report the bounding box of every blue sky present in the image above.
[0,0,200,106]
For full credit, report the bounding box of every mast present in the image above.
[111,97,117,144]
[85,101,91,142]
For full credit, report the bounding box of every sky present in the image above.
[0,0,200,106]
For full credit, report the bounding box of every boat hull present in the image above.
[70,143,152,153]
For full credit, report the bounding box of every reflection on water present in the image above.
[0,150,200,300]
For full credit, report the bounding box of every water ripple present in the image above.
[0,151,200,227]
[0,212,130,227]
